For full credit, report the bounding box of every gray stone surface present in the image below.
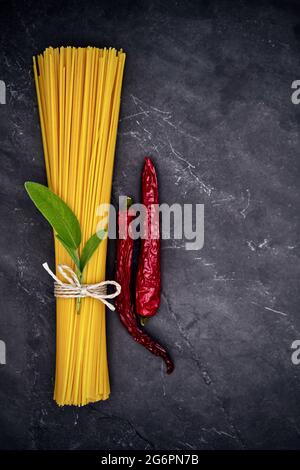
[0,0,300,450]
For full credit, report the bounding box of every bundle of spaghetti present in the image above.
[33,46,126,406]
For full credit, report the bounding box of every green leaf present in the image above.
[56,235,81,272]
[25,182,81,250]
[80,230,106,272]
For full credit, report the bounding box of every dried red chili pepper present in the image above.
[115,198,174,374]
[136,157,160,321]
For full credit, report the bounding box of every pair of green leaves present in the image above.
[24,181,106,278]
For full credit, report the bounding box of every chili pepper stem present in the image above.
[140,316,149,326]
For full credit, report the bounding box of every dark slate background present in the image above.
[0,0,300,450]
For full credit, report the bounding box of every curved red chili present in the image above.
[115,200,174,374]
[136,157,160,319]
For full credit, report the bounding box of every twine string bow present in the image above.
[42,262,121,311]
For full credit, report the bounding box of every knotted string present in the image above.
[42,262,121,311]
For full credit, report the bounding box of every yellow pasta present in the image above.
[33,46,126,406]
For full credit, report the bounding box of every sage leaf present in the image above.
[25,182,81,249]
[56,235,81,272]
[80,230,106,272]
